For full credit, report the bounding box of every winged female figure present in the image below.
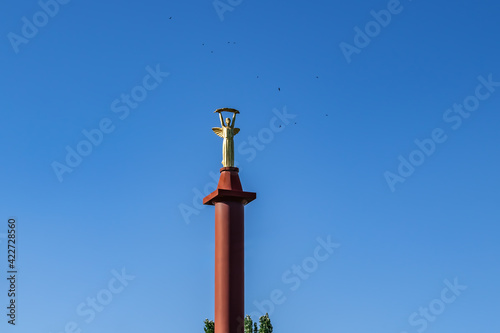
[212,108,240,167]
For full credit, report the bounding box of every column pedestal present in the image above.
[204,167,256,333]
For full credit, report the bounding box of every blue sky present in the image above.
[1,0,499,332]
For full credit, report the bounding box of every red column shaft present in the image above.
[214,201,244,333]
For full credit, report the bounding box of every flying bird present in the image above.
[278,87,281,92]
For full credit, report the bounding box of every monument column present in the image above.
[204,109,256,333]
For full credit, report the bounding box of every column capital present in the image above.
[203,167,256,205]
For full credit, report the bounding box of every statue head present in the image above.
[225,118,231,126]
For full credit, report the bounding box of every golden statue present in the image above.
[212,108,240,167]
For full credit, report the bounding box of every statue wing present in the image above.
[212,127,223,138]
[233,128,240,135]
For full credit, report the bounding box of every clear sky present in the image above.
[1,0,499,332]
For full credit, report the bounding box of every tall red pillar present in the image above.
[203,167,256,333]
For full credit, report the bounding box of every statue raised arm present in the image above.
[218,112,224,127]
[231,112,236,128]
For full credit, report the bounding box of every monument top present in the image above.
[212,108,240,168]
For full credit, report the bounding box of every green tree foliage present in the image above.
[258,313,273,333]
[203,319,214,333]
[244,315,253,333]
[204,314,273,333]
